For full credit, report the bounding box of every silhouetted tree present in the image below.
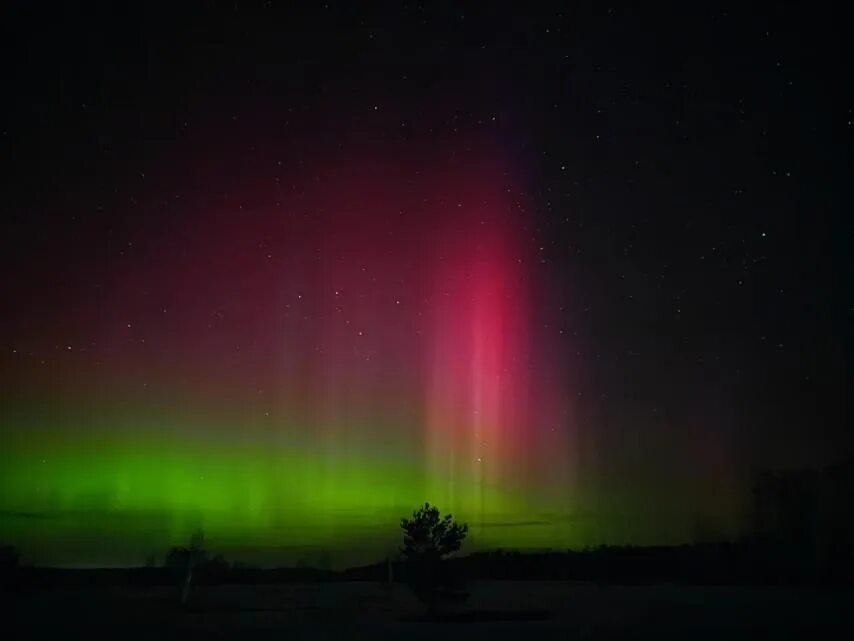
[400,503,468,614]
[401,502,468,561]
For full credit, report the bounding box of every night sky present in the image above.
[1,3,850,567]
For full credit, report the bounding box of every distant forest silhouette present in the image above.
[2,459,852,591]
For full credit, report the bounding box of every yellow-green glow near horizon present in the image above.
[0,412,575,566]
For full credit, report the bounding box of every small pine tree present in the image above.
[400,503,468,614]
[400,502,468,561]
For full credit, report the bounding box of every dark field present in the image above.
[8,581,853,639]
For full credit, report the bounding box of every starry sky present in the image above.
[1,3,850,566]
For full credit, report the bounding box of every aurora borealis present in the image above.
[2,4,850,568]
[1,137,579,565]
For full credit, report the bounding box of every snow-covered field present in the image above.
[11,581,854,639]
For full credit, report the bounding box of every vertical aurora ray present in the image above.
[0,139,576,566]
[424,203,545,537]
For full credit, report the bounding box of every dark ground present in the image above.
[7,581,853,639]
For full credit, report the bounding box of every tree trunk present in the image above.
[180,566,193,605]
